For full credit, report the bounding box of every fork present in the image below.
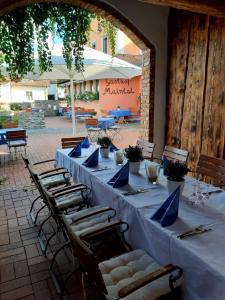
[123,188,151,196]
[177,224,213,239]
[178,228,212,239]
[91,166,110,172]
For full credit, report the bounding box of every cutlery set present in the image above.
[123,188,152,196]
[91,166,111,172]
[177,224,212,239]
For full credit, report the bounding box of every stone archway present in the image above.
[0,0,155,141]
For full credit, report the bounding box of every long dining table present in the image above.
[56,147,225,300]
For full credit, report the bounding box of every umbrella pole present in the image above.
[70,77,76,136]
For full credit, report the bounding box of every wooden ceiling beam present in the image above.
[139,0,225,18]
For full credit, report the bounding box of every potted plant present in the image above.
[164,160,190,193]
[124,145,143,174]
[97,136,111,158]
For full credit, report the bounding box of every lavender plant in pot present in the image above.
[97,136,111,158]
[124,145,143,174]
[164,160,190,193]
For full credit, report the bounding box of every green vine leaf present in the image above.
[0,4,93,79]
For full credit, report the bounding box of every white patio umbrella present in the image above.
[24,45,142,135]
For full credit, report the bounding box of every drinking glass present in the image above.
[145,161,160,184]
[114,150,124,165]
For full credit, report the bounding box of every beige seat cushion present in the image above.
[55,192,84,210]
[40,174,68,188]
[99,249,171,300]
[66,207,113,237]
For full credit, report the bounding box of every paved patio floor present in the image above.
[0,117,140,300]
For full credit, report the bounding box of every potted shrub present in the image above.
[164,160,190,193]
[97,136,111,158]
[124,145,143,174]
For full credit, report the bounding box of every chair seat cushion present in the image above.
[88,128,101,131]
[67,208,112,237]
[55,192,84,210]
[40,174,68,188]
[99,249,171,300]
[7,140,27,146]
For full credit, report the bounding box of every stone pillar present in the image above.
[140,47,155,142]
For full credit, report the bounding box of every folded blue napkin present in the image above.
[82,148,99,167]
[68,142,82,157]
[151,186,180,227]
[109,143,118,152]
[162,155,170,175]
[81,137,90,148]
[108,162,129,188]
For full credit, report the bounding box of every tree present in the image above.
[0,4,117,81]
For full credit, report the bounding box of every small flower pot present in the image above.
[167,178,184,194]
[100,147,109,158]
[129,161,141,174]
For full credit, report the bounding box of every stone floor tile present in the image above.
[14,260,29,278]
[0,275,31,293]
[0,232,10,245]
[25,244,39,259]
[9,231,21,243]
[0,263,15,283]
[1,284,33,300]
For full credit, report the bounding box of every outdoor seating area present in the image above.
[1,127,225,299]
[1,0,225,300]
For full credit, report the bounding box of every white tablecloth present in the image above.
[56,148,225,300]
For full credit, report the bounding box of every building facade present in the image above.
[73,18,142,115]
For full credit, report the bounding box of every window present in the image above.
[26,91,33,101]
[90,80,93,92]
[91,41,96,50]
[83,81,86,92]
[95,80,99,92]
[79,83,82,94]
[102,37,108,53]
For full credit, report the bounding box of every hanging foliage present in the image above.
[0,3,94,80]
[97,16,117,56]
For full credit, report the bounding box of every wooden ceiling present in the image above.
[139,0,225,18]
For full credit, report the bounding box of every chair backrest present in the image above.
[163,145,189,164]
[85,109,95,114]
[137,140,155,160]
[85,118,98,126]
[129,107,138,114]
[62,215,108,295]
[100,109,108,115]
[3,122,18,129]
[116,117,125,125]
[6,130,26,141]
[61,136,85,149]
[196,154,225,183]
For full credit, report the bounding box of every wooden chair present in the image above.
[62,217,183,300]
[196,154,225,185]
[61,136,85,149]
[85,118,102,142]
[162,145,189,164]
[100,109,109,117]
[137,140,155,160]
[2,121,18,129]
[6,130,27,155]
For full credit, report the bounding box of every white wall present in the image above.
[116,30,125,54]
[10,86,47,102]
[103,0,169,156]
[48,83,58,100]
[0,83,11,103]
